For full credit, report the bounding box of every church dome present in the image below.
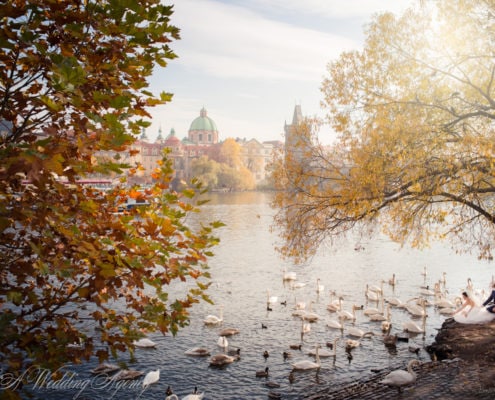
[189,107,218,132]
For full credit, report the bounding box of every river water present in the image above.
[23,191,494,399]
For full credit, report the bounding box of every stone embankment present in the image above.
[306,318,495,399]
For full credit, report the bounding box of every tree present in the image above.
[0,1,222,395]
[272,0,495,262]
[190,155,220,189]
[219,138,242,169]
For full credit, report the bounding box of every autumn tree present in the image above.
[272,0,495,262]
[219,138,242,169]
[190,155,220,189]
[0,1,221,395]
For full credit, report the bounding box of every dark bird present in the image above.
[263,350,269,359]
[289,344,302,350]
[261,323,268,329]
[256,367,269,378]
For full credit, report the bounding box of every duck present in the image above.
[209,353,238,366]
[289,343,302,350]
[142,369,160,388]
[380,359,420,393]
[133,338,157,348]
[204,306,224,325]
[291,345,321,371]
[256,367,269,377]
[227,348,241,357]
[263,350,270,359]
[182,387,204,400]
[184,347,210,357]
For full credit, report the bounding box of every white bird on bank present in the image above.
[380,360,420,393]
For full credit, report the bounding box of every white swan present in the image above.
[365,284,381,302]
[368,304,390,322]
[327,295,342,312]
[133,338,157,348]
[142,369,160,388]
[302,301,320,322]
[283,268,297,281]
[219,327,240,336]
[405,299,426,317]
[380,359,420,393]
[386,297,405,308]
[402,319,425,333]
[316,278,325,294]
[368,280,385,294]
[217,336,228,348]
[388,273,396,286]
[182,387,204,400]
[267,290,278,305]
[347,326,374,339]
[337,304,356,321]
[204,306,224,325]
[184,347,210,356]
[291,345,321,370]
[291,281,307,289]
[327,316,344,330]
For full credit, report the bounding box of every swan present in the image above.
[383,327,398,346]
[291,345,321,371]
[133,338,157,348]
[294,297,306,310]
[204,306,224,325]
[267,290,278,305]
[309,338,338,357]
[110,369,144,381]
[291,281,306,289]
[327,295,342,312]
[345,339,360,351]
[337,304,357,321]
[142,369,160,388]
[368,304,390,322]
[326,316,344,330]
[402,319,425,333]
[381,319,391,333]
[347,326,374,339]
[209,353,238,366]
[219,327,240,336]
[405,299,426,317]
[182,387,204,400]
[365,284,381,302]
[380,359,420,393]
[184,347,210,356]
[386,297,405,308]
[388,273,396,286]
[421,265,427,277]
[91,363,120,375]
[368,280,385,294]
[283,269,297,281]
[256,367,269,377]
[316,278,325,294]
[217,336,228,348]
[302,301,320,322]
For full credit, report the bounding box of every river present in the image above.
[23,191,494,399]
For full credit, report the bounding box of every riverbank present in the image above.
[306,318,495,399]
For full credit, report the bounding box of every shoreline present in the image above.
[305,319,495,399]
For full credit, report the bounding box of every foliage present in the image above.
[0,1,222,396]
[272,0,495,262]
[190,155,220,189]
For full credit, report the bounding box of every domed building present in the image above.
[188,107,219,145]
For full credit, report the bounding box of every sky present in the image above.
[147,0,415,145]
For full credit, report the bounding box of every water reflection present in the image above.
[26,192,495,400]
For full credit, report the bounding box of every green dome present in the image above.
[189,108,218,132]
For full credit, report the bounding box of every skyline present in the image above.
[147,0,415,145]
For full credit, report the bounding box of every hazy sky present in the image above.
[147,0,414,144]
